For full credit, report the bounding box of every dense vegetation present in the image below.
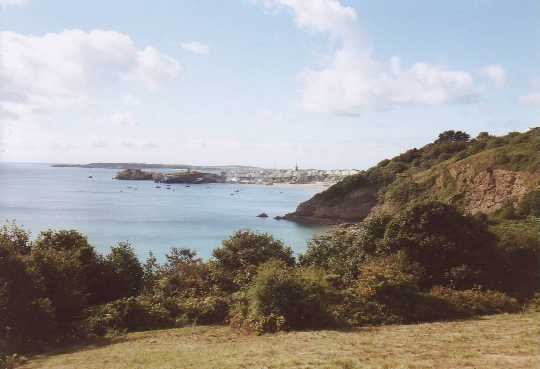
[2,197,538,358]
[2,128,539,366]
[311,127,540,208]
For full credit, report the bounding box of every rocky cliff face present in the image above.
[283,128,540,224]
[435,164,539,215]
[284,187,378,224]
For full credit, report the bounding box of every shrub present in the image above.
[384,178,420,204]
[157,248,211,298]
[30,230,104,339]
[85,296,173,336]
[300,214,391,287]
[518,190,540,217]
[230,260,334,333]
[490,219,540,299]
[348,253,426,325]
[103,242,144,301]
[0,225,57,353]
[174,296,229,326]
[428,287,520,318]
[210,231,295,292]
[382,201,498,289]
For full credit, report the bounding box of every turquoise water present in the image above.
[0,163,327,259]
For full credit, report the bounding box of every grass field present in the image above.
[21,312,539,369]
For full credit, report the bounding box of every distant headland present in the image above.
[52,162,360,185]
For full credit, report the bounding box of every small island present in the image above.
[114,169,226,184]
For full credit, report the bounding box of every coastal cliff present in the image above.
[284,128,540,224]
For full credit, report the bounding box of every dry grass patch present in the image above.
[21,312,539,369]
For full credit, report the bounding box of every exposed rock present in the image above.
[435,164,539,215]
[283,186,378,224]
[115,169,226,184]
[115,169,155,180]
[257,213,269,218]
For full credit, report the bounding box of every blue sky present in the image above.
[1,0,539,169]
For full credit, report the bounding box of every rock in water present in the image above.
[256,212,269,218]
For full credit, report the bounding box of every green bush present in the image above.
[300,214,391,287]
[103,242,144,301]
[518,190,540,217]
[174,295,229,326]
[428,287,520,317]
[85,296,173,336]
[0,225,57,353]
[347,253,426,325]
[210,231,295,292]
[156,248,212,299]
[490,219,540,298]
[382,201,498,289]
[230,260,334,333]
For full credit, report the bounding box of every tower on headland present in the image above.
[295,163,299,171]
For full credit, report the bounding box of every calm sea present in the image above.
[0,163,328,260]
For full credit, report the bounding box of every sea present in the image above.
[0,163,328,260]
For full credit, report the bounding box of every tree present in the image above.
[210,231,295,292]
[436,130,470,143]
[382,201,497,289]
[0,225,56,352]
[105,242,144,300]
[31,230,103,336]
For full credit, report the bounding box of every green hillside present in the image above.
[286,128,540,224]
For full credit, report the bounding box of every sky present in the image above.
[0,0,539,169]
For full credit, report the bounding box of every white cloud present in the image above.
[0,29,180,120]
[481,64,506,87]
[0,0,28,6]
[519,93,540,106]
[112,111,138,127]
[257,0,482,114]
[258,0,357,36]
[180,41,210,55]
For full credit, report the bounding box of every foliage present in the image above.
[230,260,334,333]
[102,242,144,301]
[85,296,173,336]
[299,214,391,286]
[427,287,520,317]
[518,190,540,217]
[0,225,56,352]
[490,218,540,298]
[210,231,295,292]
[298,127,540,216]
[382,201,497,289]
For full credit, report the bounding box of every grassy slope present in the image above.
[22,312,539,369]
[303,128,540,218]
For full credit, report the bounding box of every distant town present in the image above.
[53,163,360,185]
[224,165,359,185]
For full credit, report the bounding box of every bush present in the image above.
[518,190,540,217]
[85,296,173,336]
[382,201,498,289]
[347,253,426,325]
[490,219,540,299]
[230,260,334,333]
[300,214,391,287]
[428,287,520,318]
[0,225,57,353]
[210,231,295,292]
[157,248,212,299]
[174,296,229,326]
[103,242,144,301]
